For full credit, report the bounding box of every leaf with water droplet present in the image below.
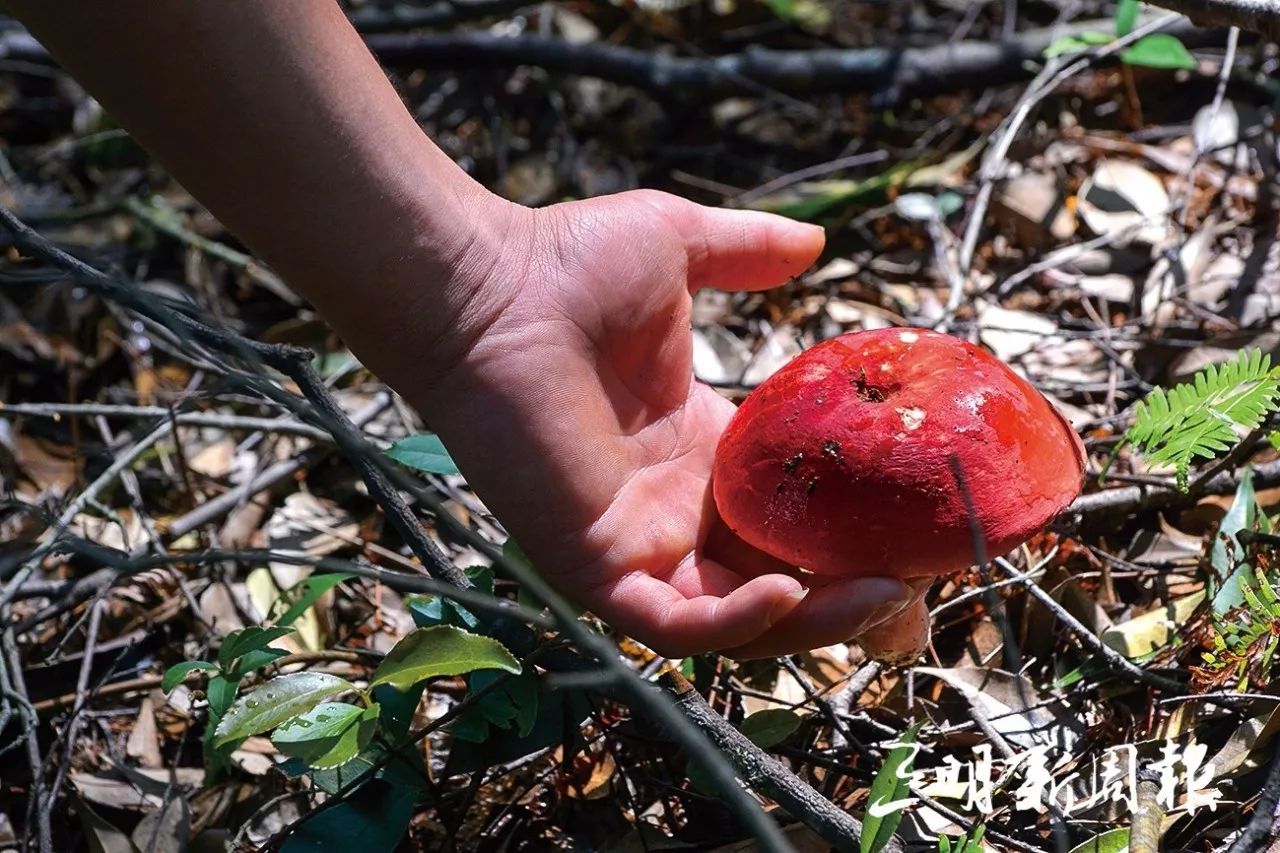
[272,702,379,769]
[214,672,352,747]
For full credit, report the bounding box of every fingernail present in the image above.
[768,588,809,626]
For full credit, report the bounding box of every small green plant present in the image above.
[161,572,355,778]
[1199,564,1280,690]
[1043,0,1197,70]
[163,567,526,850]
[862,724,921,853]
[938,824,985,853]
[1117,348,1280,490]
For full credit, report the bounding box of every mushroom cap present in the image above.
[712,328,1085,581]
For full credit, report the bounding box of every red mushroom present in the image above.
[712,328,1085,659]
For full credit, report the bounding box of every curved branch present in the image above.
[1143,0,1280,39]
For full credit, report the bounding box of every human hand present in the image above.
[403,190,921,659]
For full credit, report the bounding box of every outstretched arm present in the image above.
[8,2,919,657]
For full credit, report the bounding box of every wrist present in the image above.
[305,161,531,402]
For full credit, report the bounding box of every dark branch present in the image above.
[1144,0,1280,40]
[2,18,1231,100]
[348,0,533,34]
[365,17,1224,99]
[1069,458,1280,519]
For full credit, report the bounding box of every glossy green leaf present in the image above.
[370,626,519,691]
[1122,34,1196,70]
[218,626,294,668]
[272,702,379,769]
[861,723,921,853]
[161,660,218,693]
[275,572,354,628]
[213,672,352,747]
[740,709,802,749]
[206,674,238,718]
[386,433,459,475]
[229,647,290,680]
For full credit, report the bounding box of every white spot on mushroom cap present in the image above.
[957,390,987,416]
[899,331,919,343]
[896,406,926,430]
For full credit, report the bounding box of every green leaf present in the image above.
[386,433,459,475]
[161,660,218,693]
[1067,827,1130,853]
[275,572,354,628]
[761,0,831,32]
[474,669,540,737]
[206,674,238,718]
[407,566,490,632]
[1126,349,1280,491]
[218,626,294,668]
[861,723,921,853]
[272,702,380,769]
[1115,0,1139,36]
[370,626,520,691]
[213,672,352,747]
[280,776,416,853]
[445,683,593,776]
[1213,467,1262,615]
[229,647,290,680]
[740,709,802,749]
[748,162,917,221]
[1122,33,1197,70]
[1044,32,1112,58]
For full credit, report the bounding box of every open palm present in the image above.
[419,190,920,659]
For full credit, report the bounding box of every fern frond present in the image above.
[1125,348,1280,492]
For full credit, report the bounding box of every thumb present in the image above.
[641,192,826,291]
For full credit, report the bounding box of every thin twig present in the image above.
[0,401,336,443]
[662,669,894,853]
[4,627,50,853]
[992,557,1185,693]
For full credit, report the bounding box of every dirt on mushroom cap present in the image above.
[712,328,1085,581]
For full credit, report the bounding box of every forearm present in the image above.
[7,1,515,380]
